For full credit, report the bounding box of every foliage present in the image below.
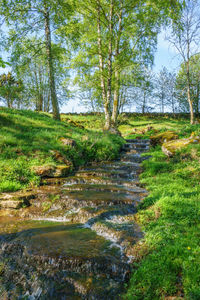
[0,72,23,108]
[176,53,200,115]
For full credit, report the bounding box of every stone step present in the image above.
[75,169,136,180]
[62,183,147,195]
[90,219,143,259]
[63,176,141,187]
[121,154,149,163]
[61,190,142,209]
[81,161,141,171]
[0,192,35,209]
[125,139,150,144]
[123,143,149,150]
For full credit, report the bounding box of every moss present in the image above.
[162,136,200,156]
[150,131,178,146]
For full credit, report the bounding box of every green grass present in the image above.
[123,117,200,300]
[0,108,124,193]
[1,109,200,298]
[118,114,191,139]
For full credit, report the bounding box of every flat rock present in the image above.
[0,200,24,209]
[162,135,200,157]
[33,165,71,178]
[32,165,55,177]
[150,131,178,146]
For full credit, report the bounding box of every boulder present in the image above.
[49,150,73,166]
[32,165,55,177]
[162,135,200,157]
[53,165,71,178]
[150,131,178,147]
[60,138,76,147]
[33,164,71,178]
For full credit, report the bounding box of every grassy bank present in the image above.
[0,107,124,193]
[123,117,200,299]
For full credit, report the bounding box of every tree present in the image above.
[176,53,200,116]
[0,72,23,108]
[0,0,72,120]
[133,67,155,114]
[10,37,69,111]
[167,0,200,124]
[62,0,183,130]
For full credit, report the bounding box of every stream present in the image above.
[0,139,150,299]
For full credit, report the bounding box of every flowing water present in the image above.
[0,139,150,299]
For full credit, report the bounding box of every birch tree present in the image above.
[167,0,200,124]
[0,0,72,120]
[64,0,183,130]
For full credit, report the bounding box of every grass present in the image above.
[122,115,200,299]
[0,107,124,193]
[1,109,200,298]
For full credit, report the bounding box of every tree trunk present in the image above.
[161,91,164,113]
[186,60,194,124]
[172,94,175,115]
[44,2,60,120]
[111,1,123,127]
[142,90,146,114]
[97,1,110,130]
[196,83,199,118]
[105,0,114,130]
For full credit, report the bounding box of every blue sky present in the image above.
[153,31,180,72]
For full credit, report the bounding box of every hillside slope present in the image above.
[0,108,124,193]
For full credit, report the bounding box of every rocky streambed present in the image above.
[0,139,150,299]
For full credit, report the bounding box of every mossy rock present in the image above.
[33,164,71,178]
[60,137,77,147]
[150,131,178,146]
[162,135,200,157]
[64,119,85,129]
[32,165,55,177]
[53,165,71,177]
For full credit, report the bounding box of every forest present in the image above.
[0,0,200,299]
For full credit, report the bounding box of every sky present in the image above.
[0,30,182,113]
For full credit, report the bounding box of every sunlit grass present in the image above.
[124,126,200,299]
[0,108,124,193]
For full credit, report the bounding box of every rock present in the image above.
[33,164,71,178]
[150,131,178,147]
[0,200,24,209]
[32,165,56,177]
[0,192,34,209]
[107,127,122,136]
[162,135,200,157]
[49,150,73,166]
[60,138,76,147]
[64,119,85,129]
[52,165,71,177]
